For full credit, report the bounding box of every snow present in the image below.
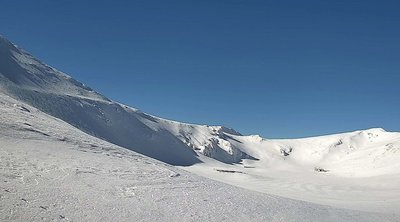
[2,93,396,221]
[182,128,400,213]
[1,35,400,221]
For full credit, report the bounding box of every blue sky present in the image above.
[1,0,399,138]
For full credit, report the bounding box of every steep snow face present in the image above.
[137,116,255,163]
[0,36,254,165]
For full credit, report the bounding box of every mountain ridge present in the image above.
[1,35,399,174]
[2,35,400,215]
[0,35,255,165]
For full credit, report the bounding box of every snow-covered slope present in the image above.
[0,35,106,101]
[1,35,399,174]
[3,90,396,221]
[185,129,400,213]
[227,128,400,177]
[1,35,400,217]
[0,35,254,166]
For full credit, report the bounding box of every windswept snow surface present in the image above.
[1,35,400,220]
[2,93,396,221]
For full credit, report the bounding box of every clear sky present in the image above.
[1,0,399,138]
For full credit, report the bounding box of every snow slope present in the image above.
[0,35,255,166]
[2,35,399,174]
[2,92,397,221]
[1,35,400,218]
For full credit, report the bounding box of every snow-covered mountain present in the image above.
[1,35,400,218]
[1,35,399,175]
[0,35,255,166]
[2,86,395,221]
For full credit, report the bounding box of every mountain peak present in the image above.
[0,35,17,52]
[0,35,107,101]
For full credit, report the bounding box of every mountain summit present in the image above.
[0,36,105,100]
